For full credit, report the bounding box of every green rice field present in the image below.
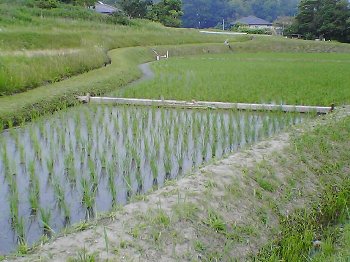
[118,52,350,106]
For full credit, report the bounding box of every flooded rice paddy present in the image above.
[0,105,309,254]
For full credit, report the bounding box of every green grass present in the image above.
[312,222,350,261]
[256,179,350,261]
[119,52,350,106]
[0,48,109,95]
[0,2,245,95]
[0,43,244,129]
[254,114,350,261]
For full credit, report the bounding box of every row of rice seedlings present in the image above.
[0,104,305,253]
[6,174,27,246]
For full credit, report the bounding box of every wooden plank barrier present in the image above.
[77,95,334,114]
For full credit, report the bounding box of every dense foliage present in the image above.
[181,0,300,28]
[289,0,350,42]
[118,0,183,27]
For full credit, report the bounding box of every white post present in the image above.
[166,51,169,59]
[222,19,225,31]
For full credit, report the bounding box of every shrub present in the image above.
[35,0,59,9]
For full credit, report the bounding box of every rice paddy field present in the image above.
[118,52,350,106]
[1,2,350,260]
[0,103,309,254]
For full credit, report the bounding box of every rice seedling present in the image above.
[150,156,159,186]
[15,217,26,246]
[2,143,10,174]
[89,160,98,192]
[9,188,19,227]
[52,177,65,208]
[39,207,53,235]
[29,177,40,213]
[62,201,71,225]
[80,177,95,218]
[108,171,117,206]
[46,157,54,176]
[19,144,26,164]
[164,155,172,180]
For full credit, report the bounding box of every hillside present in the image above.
[0,1,249,129]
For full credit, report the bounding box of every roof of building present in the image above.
[234,16,272,26]
[95,1,119,14]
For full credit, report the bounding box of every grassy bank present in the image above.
[0,1,242,96]
[0,19,237,96]
[256,180,350,261]
[0,48,109,95]
[0,43,244,130]
[119,52,350,106]
[255,112,350,261]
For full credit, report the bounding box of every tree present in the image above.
[291,0,350,42]
[148,0,183,27]
[118,0,153,18]
[182,0,231,28]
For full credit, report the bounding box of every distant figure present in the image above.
[224,39,232,50]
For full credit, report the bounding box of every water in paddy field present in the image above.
[0,105,309,254]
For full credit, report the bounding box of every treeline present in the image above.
[182,0,300,28]
[118,0,183,27]
[289,0,350,42]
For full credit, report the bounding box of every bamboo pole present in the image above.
[76,96,333,114]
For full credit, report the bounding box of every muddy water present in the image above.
[0,105,308,254]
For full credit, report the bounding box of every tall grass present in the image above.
[0,48,109,95]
